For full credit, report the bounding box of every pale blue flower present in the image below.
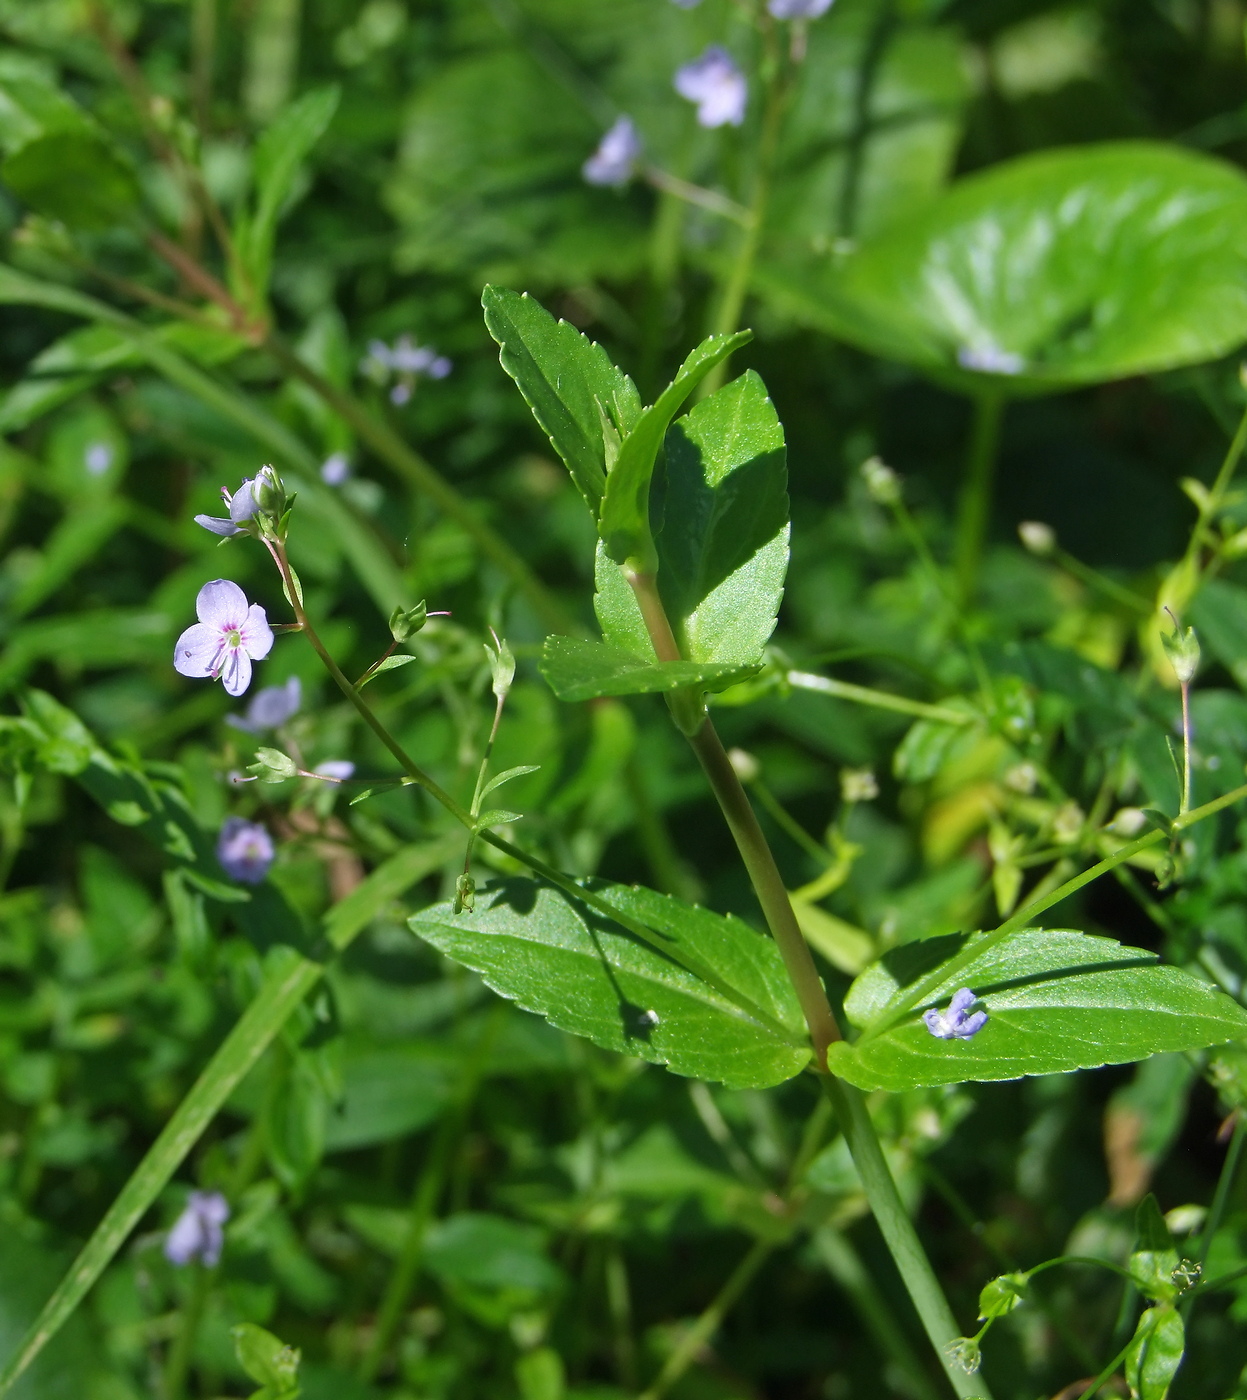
[583,116,643,188]
[321,452,351,485]
[217,816,274,884]
[769,0,834,16]
[226,676,301,733]
[195,475,263,537]
[164,1190,229,1267]
[923,988,988,1040]
[85,442,113,476]
[675,47,747,128]
[174,580,273,697]
[363,336,452,405]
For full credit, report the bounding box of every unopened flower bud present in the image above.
[1110,806,1147,836]
[454,872,475,915]
[1162,619,1200,685]
[485,630,515,700]
[389,600,428,643]
[841,767,878,803]
[251,465,287,516]
[1003,762,1038,794]
[1052,801,1085,845]
[1018,520,1055,556]
[860,455,900,507]
[727,747,760,783]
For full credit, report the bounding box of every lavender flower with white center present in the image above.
[675,46,747,128]
[173,580,274,697]
[923,988,988,1040]
[957,343,1025,376]
[217,816,275,884]
[769,0,834,16]
[164,1190,230,1267]
[321,452,351,485]
[226,676,301,733]
[583,116,643,188]
[84,442,113,476]
[314,760,355,781]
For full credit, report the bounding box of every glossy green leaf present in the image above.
[409,878,811,1089]
[1125,1306,1185,1400]
[540,636,759,702]
[598,330,751,567]
[827,928,1247,1091]
[786,143,1247,395]
[355,653,418,688]
[322,1040,456,1151]
[483,285,641,515]
[978,1272,1027,1322]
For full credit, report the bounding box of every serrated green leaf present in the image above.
[479,764,541,800]
[540,636,759,702]
[598,330,752,567]
[409,878,811,1090]
[483,285,641,514]
[794,142,1247,395]
[1125,1306,1184,1400]
[826,928,1247,1091]
[654,370,788,668]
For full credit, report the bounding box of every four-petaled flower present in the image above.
[217,816,275,884]
[174,580,274,697]
[923,988,988,1040]
[583,116,643,188]
[769,0,835,16]
[226,676,301,733]
[675,47,747,129]
[164,1190,230,1268]
[195,478,262,537]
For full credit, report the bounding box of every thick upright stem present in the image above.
[686,721,840,1062]
[822,1076,994,1400]
[954,393,1005,606]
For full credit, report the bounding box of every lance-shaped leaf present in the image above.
[483,286,641,515]
[598,330,752,567]
[1125,1307,1185,1400]
[409,878,811,1090]
[826,928,1247,1091]
[233,85,339,301]
[540,636,759,702]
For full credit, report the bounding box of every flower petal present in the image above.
[194,515,242,537]
[174,623,226,679]
[948,988,978,1017]
[220,647,253,697]
[196,579,248,628]
[240,604,274,659]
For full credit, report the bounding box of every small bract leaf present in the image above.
[1124,1306,1185,1400]
[978,1272,1028,1321]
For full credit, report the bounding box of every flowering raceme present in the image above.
[675,47,747,129]
[217,817,275,884]
[173,580,274,697]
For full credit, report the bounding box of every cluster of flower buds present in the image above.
[195,465,292,544]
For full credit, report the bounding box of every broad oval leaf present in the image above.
[409,878,811,1090]
[827,928,1247,1091]
[540,636,759,702]
[794,142,1247,395]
